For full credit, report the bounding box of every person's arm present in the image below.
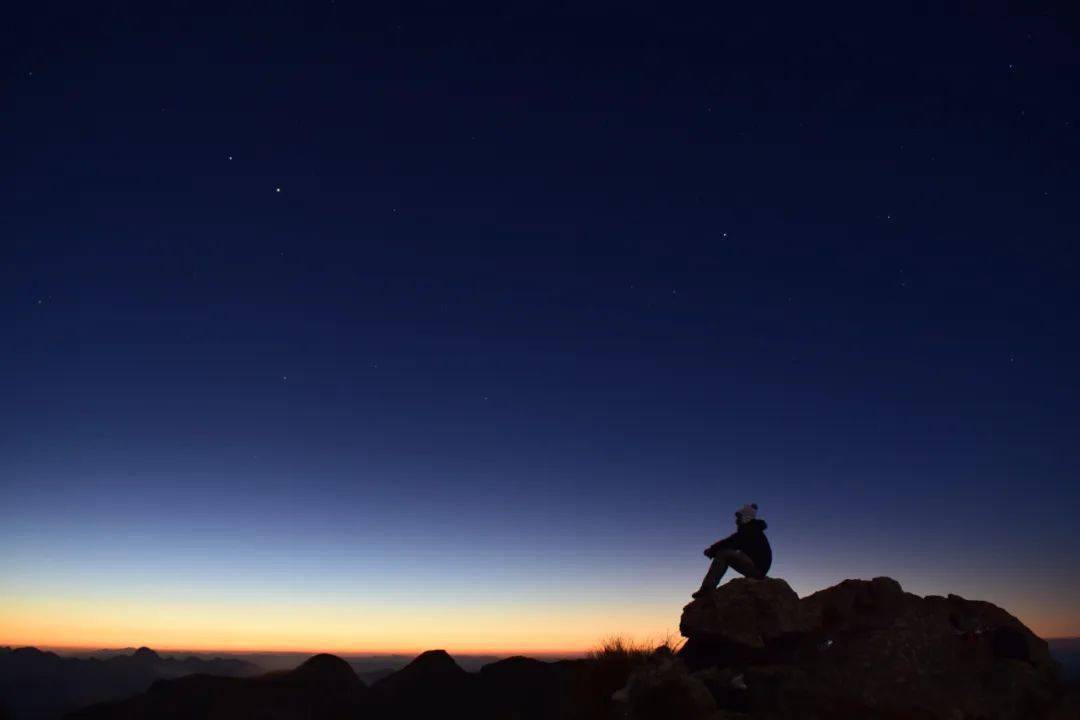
[704,531,739,557]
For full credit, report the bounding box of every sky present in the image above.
[1,2,1078,653]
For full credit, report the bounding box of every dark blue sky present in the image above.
[2,2,1078,649]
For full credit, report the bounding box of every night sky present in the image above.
[2,3,1078,652]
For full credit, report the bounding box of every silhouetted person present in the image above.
[693,503,772,598]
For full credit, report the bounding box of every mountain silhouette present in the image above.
[289,653,361,692]
[67,650,367,720]
[367,649,478,718]
[0,647,257,720]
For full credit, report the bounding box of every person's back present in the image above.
[693,503,772,598]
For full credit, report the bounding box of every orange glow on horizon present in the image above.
[2,610,1076,657]
[0,595,681,657]
[3,582,1076,656]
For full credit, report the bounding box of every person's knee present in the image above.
[725,550,762,578]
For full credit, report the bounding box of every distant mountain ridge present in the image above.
[0,646,258,720]
[1049,638,1080,683]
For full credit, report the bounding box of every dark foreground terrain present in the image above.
[3,577,1077,720]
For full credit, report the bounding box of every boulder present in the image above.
[680,578,808,648]
[800,576,908,631]
[795,583,1060,719]
[679,577,809,668]
[613,648,717,720]
[679,575,1063,719]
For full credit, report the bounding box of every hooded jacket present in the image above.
[707,519,772,576]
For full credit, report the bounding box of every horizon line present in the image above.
[6,637,1080,658]
[2,641,592,658]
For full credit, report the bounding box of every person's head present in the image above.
[735,503,758,526]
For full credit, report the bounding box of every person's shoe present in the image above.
[691,589,709,599]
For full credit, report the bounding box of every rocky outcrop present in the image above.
[612,647,717,720]
[676,576,1063,720]
[679,577,810,668]
[680,578,808,648]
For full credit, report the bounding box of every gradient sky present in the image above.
[2,3,1078,652]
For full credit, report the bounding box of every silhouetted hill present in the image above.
[289,653,360,692]
[370,649,466,694]
[480,656,588,720]
[0,647,257,720]
[368,649,480,718]
[67,654,367,720]
[62,649,581,720]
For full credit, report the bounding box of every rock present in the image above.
[800,576,908,632]
[692,666,753,712]
[679,577,809,669]
[680,578,807,648]
[613,649,717,720]
[680,575,1063,719]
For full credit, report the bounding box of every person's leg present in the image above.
[695,550,763,597]
[724,550,763,580]
[697,554,729,594]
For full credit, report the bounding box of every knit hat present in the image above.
[736,503,758,524]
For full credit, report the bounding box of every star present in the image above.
[275,187,282,193]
